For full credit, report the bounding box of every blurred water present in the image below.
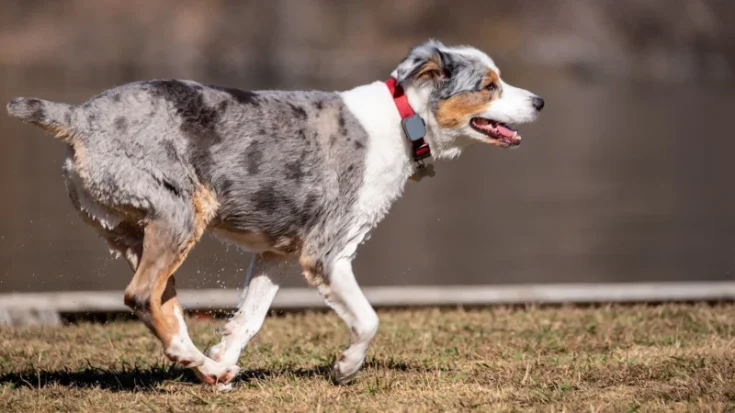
[0,69,733,292]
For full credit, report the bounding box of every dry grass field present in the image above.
[1,303,734,412]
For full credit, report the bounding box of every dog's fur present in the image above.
[6,40,543,388]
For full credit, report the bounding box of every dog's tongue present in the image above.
[496,122,517,140]
[472,118,520,144]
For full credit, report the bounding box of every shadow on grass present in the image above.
[0,358,441,392]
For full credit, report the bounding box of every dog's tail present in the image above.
[6,97,77,142]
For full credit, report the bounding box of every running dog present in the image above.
[6,39,544,388]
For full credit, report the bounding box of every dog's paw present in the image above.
[194,360,240,386]
[332,357,362,385]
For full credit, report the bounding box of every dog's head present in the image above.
[392,40,544,159]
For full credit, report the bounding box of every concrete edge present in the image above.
[1,282,734,315]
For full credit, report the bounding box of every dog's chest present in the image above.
[337,82,415,243]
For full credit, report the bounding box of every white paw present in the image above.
[194,360,240,386]
[332,355,364,384]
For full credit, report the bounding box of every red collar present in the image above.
[385,78,415,118]
[385,78,431,162]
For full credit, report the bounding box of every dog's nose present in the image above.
[532,96,545,111]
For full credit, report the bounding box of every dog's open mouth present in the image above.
[470,118,521,147]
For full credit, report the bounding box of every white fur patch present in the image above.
[164,304,201,364]
[339,81,415,260]
[482,80,540,125]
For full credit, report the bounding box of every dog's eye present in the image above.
[485,83,498,92]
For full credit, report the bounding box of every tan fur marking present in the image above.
[273,235,303,253]
[299,254,326,287]
[123,225,180,346]
[436,91,492,128]
[435,70,501,128]
[191,184,220,241]
[415,56,442,81]
[155,277,184,350]
[71,145,92,185]
[150,276,181,347]
[124,236,195,348]
[35,121,75,143]
[483,70,500,89]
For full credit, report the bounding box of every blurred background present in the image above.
[1,0,734,294]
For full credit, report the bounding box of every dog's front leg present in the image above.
[314,258,379,384]
[206,253,293,368]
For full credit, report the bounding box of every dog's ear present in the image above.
[392,39,449,86]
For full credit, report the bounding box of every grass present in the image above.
[1,303,734,412]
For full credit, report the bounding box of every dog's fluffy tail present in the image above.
[6,97,76,141]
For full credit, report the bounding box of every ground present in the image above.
[0,303,733,412]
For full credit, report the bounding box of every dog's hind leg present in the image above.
[302,256,379,384]
[207,253,294,367]
[122,187,239,386]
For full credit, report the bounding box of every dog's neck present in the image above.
[402,85,467,161]
[340,81,416,179]
[342,80,462,172]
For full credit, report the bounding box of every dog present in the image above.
[6,39,543,388]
